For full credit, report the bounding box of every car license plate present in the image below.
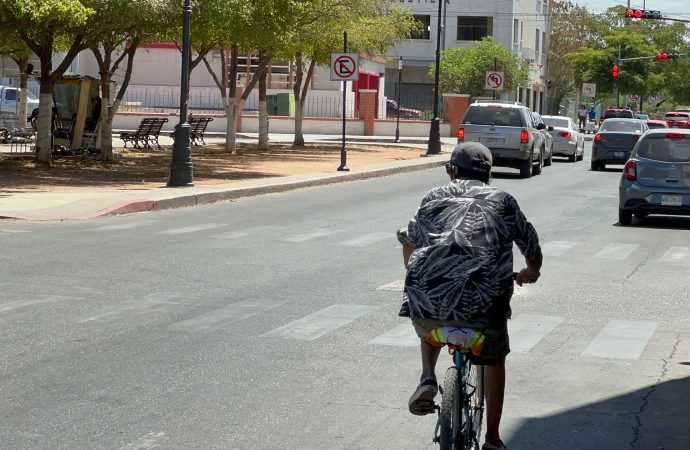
[613,151,625,158]
[480,137,502,147]
[661,195,683,206]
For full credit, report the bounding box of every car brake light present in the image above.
[624,160,637,181]
[558,131,572,139]
[520,130,529,143]
[457,127,465,140]
[594,133,602,143]
[667,132,684,138]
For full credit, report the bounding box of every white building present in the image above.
[386,0,550,113]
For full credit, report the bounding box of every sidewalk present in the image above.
[0,134,455,221]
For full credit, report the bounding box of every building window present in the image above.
[535,28,540,54]
[542,31,546,55]
[457,17,493,41]
[410,15,431,40]
[513,19,519,44]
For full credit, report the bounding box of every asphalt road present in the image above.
[1,142,689,450]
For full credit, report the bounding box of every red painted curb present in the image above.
[77,200,156,220]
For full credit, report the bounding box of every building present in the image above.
[385,0,550,113]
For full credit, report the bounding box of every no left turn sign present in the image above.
[485,71,504,91]
[330,52,359,81]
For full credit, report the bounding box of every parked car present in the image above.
[591,118,648,171]
[542,115,585,162]
[532,112,553,166]
[662,111,690,129]
[646,119,669,130]
[457,101,546,178]
[599,108,634,126]
[0,85,39,119]
[385,99,421,119]
[619,129,690,225]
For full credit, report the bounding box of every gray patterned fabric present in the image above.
[397,179,541,321]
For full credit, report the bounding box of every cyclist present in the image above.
[397,142,542,450]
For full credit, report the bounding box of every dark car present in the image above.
[591,118,648,171]
[385,99,421,119]
[619,129,690,225]
[599,108,634,126]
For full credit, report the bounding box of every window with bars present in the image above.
[457,17,493,41]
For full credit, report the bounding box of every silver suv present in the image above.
[457,101,546,178]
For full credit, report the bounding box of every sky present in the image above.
[572,0,690,17]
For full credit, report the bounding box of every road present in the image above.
[1,142,689,450]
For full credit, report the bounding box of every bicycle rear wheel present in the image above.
[439,366,460,450]
[460,362,484,450]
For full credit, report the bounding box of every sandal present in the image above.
[482,439,508,450]
[408,378,438,416]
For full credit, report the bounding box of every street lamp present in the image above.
[425,0,443,155]
[394,57,402,143]
[168,0,194,187]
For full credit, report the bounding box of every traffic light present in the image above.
[612,65,620,79]
[656,52,681,60]
[625,9,662,19]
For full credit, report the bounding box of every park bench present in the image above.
[189,116,213,146]
[119,117,168,149]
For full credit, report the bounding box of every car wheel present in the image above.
[619,208,633,226]
[599,161,606,170]
[520,154,533,178]
[591,160,599,171]
[544,149,552,166]
[569,151,577,162]
[533,150,543,175]
[634,213,648,221]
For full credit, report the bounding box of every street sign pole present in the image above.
[337,31,349,172]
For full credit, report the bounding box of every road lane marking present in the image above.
[593,243,639,260]
[284,229,340,243]
[0,295,81,314]
[261,304,378,340]
[119,432,165,449]
[540,241,578,257]
[77,293,180,323]
[369,322,419,346]
[508,315,565,353]
[0,229,30,233]
[210,225,279,240]
[581,320,658,360]
[88,220,161,231]
[169,300,286,332]
[660,246,690,262]
[339,232,392,248]
[159,223,226,235]
[376,280,405,292]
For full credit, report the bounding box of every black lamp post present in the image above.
[394,56,402,143]
[168,0,194,187]
[425,0,443,155]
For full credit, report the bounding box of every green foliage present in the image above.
[435,37,529,97]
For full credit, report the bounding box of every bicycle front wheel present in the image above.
[439,366,460,450]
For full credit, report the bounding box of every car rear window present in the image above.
[599,121,643,133]
[543,118,569,128]
[464,107,524,127]
[663,113,690,120]
[605,110,634,119]
[637,136,690,162]
[646,122,667,129]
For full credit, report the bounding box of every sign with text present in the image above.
[330,53,359,81]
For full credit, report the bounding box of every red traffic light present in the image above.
[612,65,620,78]
[625,9,662,19]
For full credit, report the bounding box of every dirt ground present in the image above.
[0,142,427,193]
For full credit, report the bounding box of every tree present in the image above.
[435,37,529,98]
[0,0,94,164]
[0,33,35,128]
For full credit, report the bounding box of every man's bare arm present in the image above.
[403,243,415,268]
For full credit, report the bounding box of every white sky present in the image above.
[573,0,690,17]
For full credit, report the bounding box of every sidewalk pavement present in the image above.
[0,134,455,222]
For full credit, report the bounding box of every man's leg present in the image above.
[420,337,442,381]
[483,357,506,447]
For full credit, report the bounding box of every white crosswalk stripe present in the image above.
[159,223,226,235]
[77,293,181,324]
[541,240,578,257]
[210,225,281,240]
[339,232,392,247]
[376,280,405,292]
[660,246,690,262]
[508,314,565,353]
[368,322,419,346]
[261,304,378,340]
[169,300,286,332]
[593,243,639,260]
[284,229,341,243]
[581,320,658,360]
[88,220,161,231]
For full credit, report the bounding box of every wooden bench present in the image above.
[189,116,213,145]
[119,117,168,149]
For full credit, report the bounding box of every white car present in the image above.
[542,115,585,162]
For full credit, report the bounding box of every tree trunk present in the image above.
[35,91,54,165]
[225,98,244,154]
[258,70,269,150]
[17,57,30,129]
[293,57,315,147]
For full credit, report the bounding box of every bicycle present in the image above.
[432,338,484,450]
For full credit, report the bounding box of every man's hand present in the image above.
[515,267,540,286]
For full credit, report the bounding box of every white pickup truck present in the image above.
[0,85,40,118]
